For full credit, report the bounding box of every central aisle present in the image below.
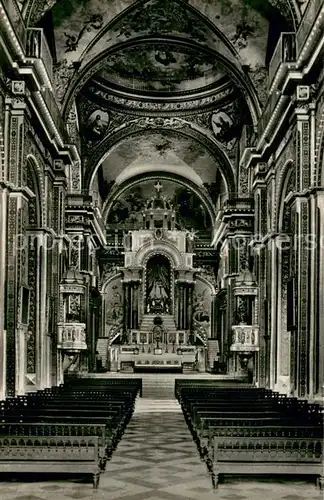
[104,409,214,499]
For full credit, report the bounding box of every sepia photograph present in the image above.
[0,0,323,499]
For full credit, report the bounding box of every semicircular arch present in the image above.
[196,275,217,297]
[102,171,218,230]
[62,35,261,125]
[26,154,46,227]
[84,124,236,197]
[277,160,295,233]
[135,240,183,269]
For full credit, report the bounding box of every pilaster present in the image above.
[316,192,324,397]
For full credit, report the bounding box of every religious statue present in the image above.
[146,255,170,314]
[186,228,197,252]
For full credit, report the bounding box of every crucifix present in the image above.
[154,181,163,194]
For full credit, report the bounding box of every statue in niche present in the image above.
[146,255,170,314]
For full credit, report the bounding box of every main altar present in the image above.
[103,182,214,373]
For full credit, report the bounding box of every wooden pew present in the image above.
[0,379,140,475]
[176,383,324,489]
[208,435,323,490]
[0,435,101,488]
[0,422,114,469]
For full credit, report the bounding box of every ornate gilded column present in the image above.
[187,283,194,342]
[175,271,195,339]
[51,159,67,386]
[4,83,28,396]
[35,232,48,391]
[122,268,142,337]
[293,86,312,398]
[131,281,140,329]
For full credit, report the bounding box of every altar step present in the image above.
[140,314,178,335]
[135,398,181,413]
[141,374,177,399]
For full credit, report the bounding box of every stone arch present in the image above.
[197,275,217,297]
[62,34,261,126]
[277,160,295,232]
[84,124,236,196]
[26,154,46,227]
[135,241,183,269]
[102,271,123,294]
[102,171,217,230]
[276,160,296,392]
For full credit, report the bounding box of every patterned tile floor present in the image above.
[0,410,322,500]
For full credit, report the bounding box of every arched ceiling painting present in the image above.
[105,179,214,233]
[95,131,223,186]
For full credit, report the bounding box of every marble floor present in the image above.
[0,409,322,500]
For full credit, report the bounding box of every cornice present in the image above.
[83,79,238,117]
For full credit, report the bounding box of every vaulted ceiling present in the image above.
[18,0,307,220]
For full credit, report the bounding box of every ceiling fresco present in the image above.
[50,0,281,108]
[97,131,222,186]
[50,0,290,67]
[105,179,213,232]
[95,44,227,93]
[23,0,304,28]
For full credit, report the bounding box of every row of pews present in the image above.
[175,380,324,490]
[0,378,142,489]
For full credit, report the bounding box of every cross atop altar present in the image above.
[154,181,163,194]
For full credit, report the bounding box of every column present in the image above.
[131,282,140,329]
[176,283,181,329]
[38,233,48,390]
[52,162,67,386]
[123,282,132,331]
[0,187,8,399]
[294,91,312,398]
[316,194,324,397]
[4,89,27,397]
[269,238,278,389]
[187,284,194,342]
[295,197,309,398]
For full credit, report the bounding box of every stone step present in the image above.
[135,399,181,411]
